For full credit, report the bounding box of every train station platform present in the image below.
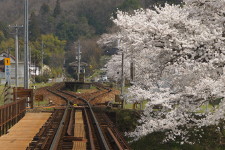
[0,113,51,150]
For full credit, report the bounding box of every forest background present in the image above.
[0,0,182,79]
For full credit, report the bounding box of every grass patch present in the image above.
[31,82,55,89]
[43,107,55,111]
[88,69,104,81]
[123,101,148,110]
[0,82,56,108]
[87,55,111,80]
[124,102,134,109]
[0,85,6,106]
[76,86,97,93]
[195,104,216,113]
[33,99,50,107]
[32,82,55,107]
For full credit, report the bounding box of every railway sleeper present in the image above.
[104,127,123,150]
[40,136,50,149]
[94,112,131,150]
[63,136,87,141]
[27,110,65,150]
[46,83,126,150]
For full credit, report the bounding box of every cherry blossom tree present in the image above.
[99,0,225,143]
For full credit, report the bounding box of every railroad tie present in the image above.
[73,110,86,150]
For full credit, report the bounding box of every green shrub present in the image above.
[35,74,49,83]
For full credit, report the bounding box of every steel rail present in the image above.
[49,107,69,150]
[83,107,96,149]
[95,112,131,150]
[47,88,71,150]
[106,127,123,150]
[56,89,110,150]
[67,108,74,136]
[29,82,130,150]
[47,86,110,150]
[27,109,65,150]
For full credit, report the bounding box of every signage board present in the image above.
[35,95,43,101]
[4,58,11,84]
[5,64,11,84]
[4,58,10,65]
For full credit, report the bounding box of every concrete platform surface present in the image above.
[0,113,51,150]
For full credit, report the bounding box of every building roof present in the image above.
[0,52,16,61]
[0,52,24,64]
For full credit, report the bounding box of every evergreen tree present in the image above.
[55,17,94,42]
[119,0,141,11]
[39,3,50,16]
[53,0,61,18]
[0,21,9,38]
[38,3,55,34]
[29,12,40,41]
[143,0,182,8]
[0,31,5,43]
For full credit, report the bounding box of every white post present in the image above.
[15,28,19,87]
[118,39,125,108]
[24,0,29,89]
[77,41,81,81]
[9,25,23,86]
[41,40,44,75]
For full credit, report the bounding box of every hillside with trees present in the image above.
[0,0,182,80]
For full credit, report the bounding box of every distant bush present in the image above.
[35,74,49,83]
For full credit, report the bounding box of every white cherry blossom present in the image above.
[99,0,225,143]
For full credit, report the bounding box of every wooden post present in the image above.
[132,103,135,109]
[0,109,1,136]
[30,90,33,109]
[3,107,5,134]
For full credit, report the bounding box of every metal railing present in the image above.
[0,99,26,136]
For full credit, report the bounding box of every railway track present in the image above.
[27,109,67,150]
[27,82,130,150]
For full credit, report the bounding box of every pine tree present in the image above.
[39,3,50,16]
[29,12,40,41]
[53,0,61,18]
[119,0,141,11]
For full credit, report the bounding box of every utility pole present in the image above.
[29,46,32,80]
[118,39,125,108]
[118,40,124,95]
[121,52,125,95]
[77,41,81,81]
[24,0,29,89]
[9,25,23,87]
[130,48,135,82]
[41,40,44,75]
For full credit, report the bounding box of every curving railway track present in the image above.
[27,82,130,150]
